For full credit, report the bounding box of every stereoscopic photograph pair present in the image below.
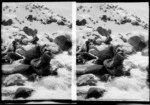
[1,2,149,103]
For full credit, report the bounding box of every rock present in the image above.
[42,43,60,54]
[89,45,114,64]
[28,73,38,82]
[100,74,110,82]
[142,48,149,56]
[76,19,87,26]
[77,64,104,75]
[131,21,139,26]
[103,51,126,76]
[121,43,135,55]
[54,35,72,51]
[96,26,111,37]
[85,87,106,99]
[2,63,31,75]
[57,21,65,25]
[3,52,24,63]
[77,52,97,64]
[17,44,41,64]
[101,15,107,22]
[30,53,53,76]
[2,19,13,26]
[3,73,27,86]
[22,38,29,45]
[104,36,112,44]
[14,87,34,99]
[27,15,34,22]
[128,36,147,52]
[23,26,37,36]
[77,74,98,86]
[95,38,103,45]
[30,36,39,44]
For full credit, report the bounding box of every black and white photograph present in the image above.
[1,1,150,103]
[1,2,72,100]
[76,2,149,101]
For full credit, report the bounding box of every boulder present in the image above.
[3,52,24,63]
[30,53,52,76]
[89,45,114,64]
[85,87,106,99]
[42,43,60,54]
[14,87,34,99]
[76,19,87,26]
[128,36,147,52]
[96,26,111,37]
[103,52,126,76]
[28,73,38,82]
[2,63,31,75]
[100,74,110,82]
[23,26,37,36]
[16,44,41,64]
[77,74,98,86]
[76,64,104,75]
[2,19,13,26]
[54,35,72,51]
[3,73,27,86]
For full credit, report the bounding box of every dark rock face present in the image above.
[3,74,26,86]
[2,19,13,26]
[77,74,98,86]
[76,19,87,26]
[23,26,38,36]
[54,35,72,51]
[14,87,34,99]
[128,36,147,52]
[85,87,106,99]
